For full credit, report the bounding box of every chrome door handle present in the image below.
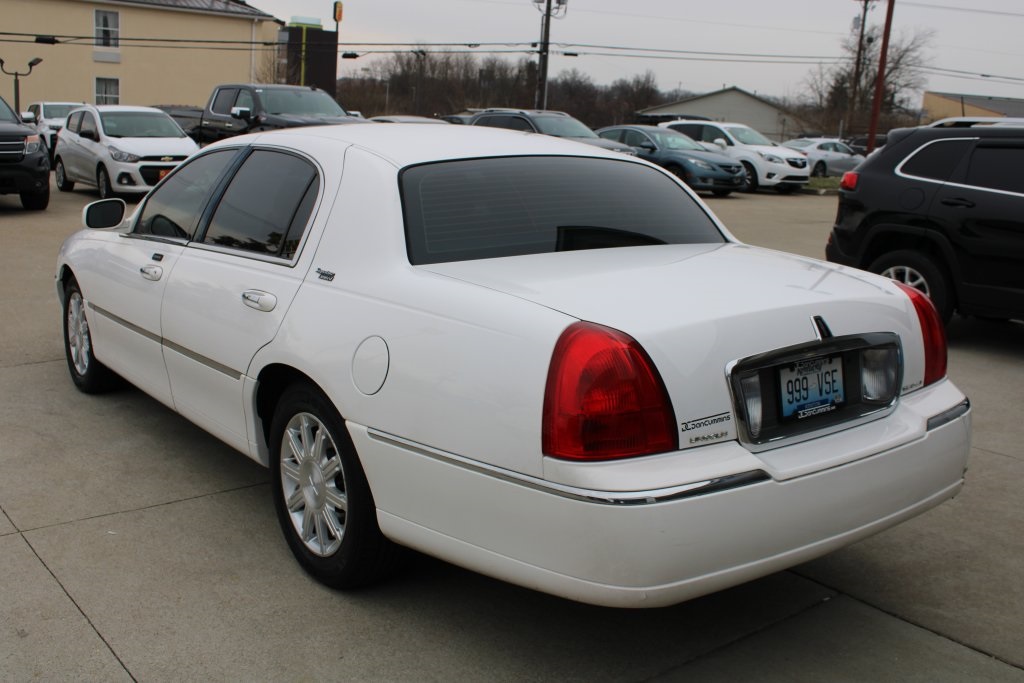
[139,265,163,281]
[241,290,277,312]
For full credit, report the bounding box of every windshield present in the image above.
[260,89,347,117]
[42,104,76,120]
[100,111,185,138]
[726,125,774,146]
[648,129,705,151]
[402,156,724,264]
[533,115,598,138]
[0,98,17,123]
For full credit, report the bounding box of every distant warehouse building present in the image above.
[1,0,283,108]
[921,91,1024,124]
[636,86,812,142]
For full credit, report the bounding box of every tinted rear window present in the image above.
[899,139,973,181]
[401,156,723,265]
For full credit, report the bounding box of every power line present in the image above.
[901,1,1024,18]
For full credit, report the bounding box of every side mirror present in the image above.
[230,106,252,121]
[712,137,728,149]
[637,140,656,151]
[20,111,37,124]
[80,129,98,142]
[82,198,126,229]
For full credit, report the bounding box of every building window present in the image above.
[95,10,119,48]
[96,78,120,105]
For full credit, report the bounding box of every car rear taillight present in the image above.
[895,282,947,387]
[840,171,859,191]
[543,322,677,460]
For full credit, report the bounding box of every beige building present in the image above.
[636,87,811,142]
[2,0,282,110]
[921,91,1024,124]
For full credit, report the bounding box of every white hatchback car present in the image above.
[53,104,198,198]
[660,120,810,193]
[782,137,864,177]
[56,125,970,608]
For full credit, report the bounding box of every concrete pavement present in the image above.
[2,183,1022,681]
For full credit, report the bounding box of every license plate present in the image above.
[779,354,845,420]
[158,168,171,180]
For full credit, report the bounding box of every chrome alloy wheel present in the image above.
[280,412,348,557]
[66,291,91,376]
[880,265,931,296]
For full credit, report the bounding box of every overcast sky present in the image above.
[249,0,1024,103]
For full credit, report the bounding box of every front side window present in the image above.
[66,111,83,133]
[402,156,724,265]
[211,88,239,115]
[95,10,119,48]
[96,78,119,105]
[135,150,238,239]
[202,150,319,258]
[79,113,98,138]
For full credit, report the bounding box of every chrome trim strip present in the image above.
[366,429,768,506]
[162,339,242,380]
[89,302,161,344]
[927,399,971,431]
[88,303,242,380]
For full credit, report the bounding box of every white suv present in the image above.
[25,101,80,162]
[659,121,809,193]
[53,105,198,198]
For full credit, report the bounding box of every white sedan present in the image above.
[56,125,971,608]
[782,137,865,177]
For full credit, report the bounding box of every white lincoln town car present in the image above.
[56,124,971,608]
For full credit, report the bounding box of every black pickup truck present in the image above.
[157,84,363,145]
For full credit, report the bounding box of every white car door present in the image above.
[73,111,103,184]
[160,148,321,452]
[80,148,242,405]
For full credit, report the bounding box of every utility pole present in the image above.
[532,0,567,111]
[848,0,874,133]
[866,0,895,154]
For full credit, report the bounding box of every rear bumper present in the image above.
[352,386,970,608]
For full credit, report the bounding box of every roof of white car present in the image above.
[232,123,633,169]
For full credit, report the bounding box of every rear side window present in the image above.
[964,144,1024,194]
[401,156,724,265]
[899,139,973,181]
[202,150,319,258]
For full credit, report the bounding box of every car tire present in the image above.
[869,250,954,324]
[812,161,827,177]
[62,277,116,393]
[97,166,114,199]
[55,158,75,192]
[270,382,402,589]
[20,183,49,211]
[741,162,758,193]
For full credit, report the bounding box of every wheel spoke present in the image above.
[286,427,306,464]
[300,502,315,540]
[320,508,343,540]
[325,488,347,513]
[321,455,342,481]
[285,486,305,513]
[281,459,301,482]
[314,510,329,550]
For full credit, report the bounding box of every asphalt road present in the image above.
[1,181,1022,682]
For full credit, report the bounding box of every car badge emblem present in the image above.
[316,268,336,282]
[160,156,174,162]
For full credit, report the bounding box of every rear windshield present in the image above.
[401,156,724,265]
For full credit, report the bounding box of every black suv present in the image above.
[0,95,50,210]
[826,125,1024,323]
[469,109,636,155]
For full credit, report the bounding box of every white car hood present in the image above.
[105,136,198,156]
[748,144,804,161]
[420,243,921,450]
